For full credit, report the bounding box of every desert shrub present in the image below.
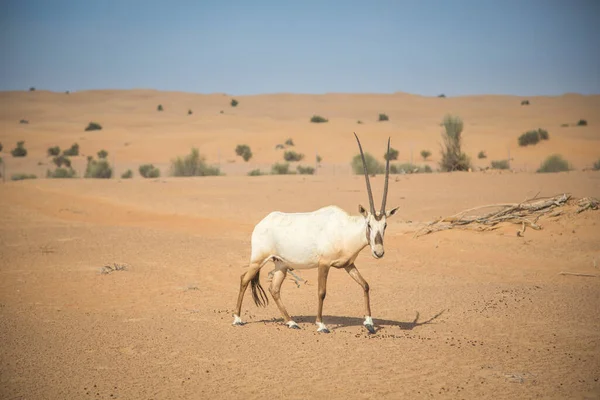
[219,110,224,114]
[491,160,510,170]
[139,164,160,178]
[577,119,588,126]
[121,169,133,179]
[275,144,285,150]
[11,173,37,181]
[351,152,384,175]
[52,155,71,168]
[235,144,252,162]
[384,147,399,161]
[478,151,487,159]
[188,109,193,115]
[420,150,431,161]
[170,148,220,176]
[47,146,60,156]
[29,87,36,91]
[271,163,291,175]
[310,115,328,123]
[521,100,530,105]
[560,123,569,127]
[231,99,238,107]
[537,154,570,173]
[11,141,27,157]
[438,94,446,98]
[248,169,264,176]
[592,158,600,171]
[316,155,322,163]
[378,113,389,122]
[284,138,294,146]
[284,151,304,162]
[97,149,108,159]
[19,119,29,124]
[157,104,163,111]
[85,122,102,131]
[85,158,112,179]
[518,130,540,146]
[47,167,76,178]
[63,143,79,156]
[538,128,549,140]
[0,143,2,152]
[439,115,471,172]
[297,165,315,175]
[357,120,363,124]
[391,163,432,174]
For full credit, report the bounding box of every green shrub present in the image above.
[438,94,446,98]
[537,154,570,173]
[235,144,252,162]
[248,169,264,176]
[284,151,304,162]
[478,150,487,159]
[85,159,112,179]
[310,115,328,123]
[577,119,588,126]
[19,119,29,124]
[97,149,108,159]
[188,109,193,115]
[47,146,60,156]
[378,113,389,122]
[47,167,76,178]
[592,158,600,171]
[391,163,432,174]
[11,173,37,181]
[420,150,431,161]
[439,115,471,171]
[121,169,133,179]
[271,162,291,175]
[29,87,35,91]
[538,128,549,140]
[491,160,510,170]
[285,138,294,146]
[85,122,102,131]
[296,165,315,175]
[518,129,548,146]
[357,120,363,124]
[384,148,399,161]
[52,155,71,168]
[11,141,27,157]
[0,142,2,152]
[139,164,160,178]
[231,99,238,107]
[63,143,79,156]
[521,100,530,105]
[170,148,220,176]
[157,104,163,111]
[316,155,322,163]
[351,152,384,175]
[560,123,569,127]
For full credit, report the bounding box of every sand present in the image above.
[0,90,599,399]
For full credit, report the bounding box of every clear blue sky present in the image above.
[1,0,599,96]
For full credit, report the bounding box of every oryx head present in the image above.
[354,132,399,259]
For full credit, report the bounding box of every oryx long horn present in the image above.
[353,132,376,215]
[380,137,391,215]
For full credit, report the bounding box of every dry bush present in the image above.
[439,115,471,171]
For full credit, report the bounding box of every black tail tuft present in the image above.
[251,269,269,307]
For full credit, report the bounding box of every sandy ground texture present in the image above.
[0,90,599,399]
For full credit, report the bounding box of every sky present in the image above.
[1,0,599,96]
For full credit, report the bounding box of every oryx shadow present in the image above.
[258,309,446,333]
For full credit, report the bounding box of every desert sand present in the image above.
[0,90,599,399]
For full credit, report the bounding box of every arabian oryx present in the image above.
[232,133,399,334]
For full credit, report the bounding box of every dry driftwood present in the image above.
[414,194,598,238]
[558,272,598,278]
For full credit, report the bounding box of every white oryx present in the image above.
[233,133,398,334]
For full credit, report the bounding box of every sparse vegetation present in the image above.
[537,154,570,173]
[518,128,549,146]
[420,150,431,161]
[121,169,133,179]
[248,169,264,176]
[0,143,2,152]
[52,155,71,168]
[560,123,569,127]
[378,113,389,122]
[85,157,112,179]
[235,144,253,162]
[438,94,446,98]
[271,162,292,175]
[47,146,60,156]
[439,115,471,172]
[296,165,315,175]
[390,163,432,174]
[157,104,164,111]
[316,155,322,164]
[284,138,294,147]
[170,148,220,176]
[478,151,487,159]
[357,120,363,124]
[351,152,384,175]
[231,99,238,107]
[577,119,588,126]
[521,100,530,105]
[284,151,304,162]
[63,143,80,156]
[11,173,37,181]
[384,148,399,161]
[19,119,29,124]
[85,122,102,131]
[188,109,193,115]
[47,167,76,178]
[139,164,160,178]
[11,141,27,157]
[310,115,328,123]
[538,128,549,140]
[593,158,600,171]
[29,87,35,91]
[491,160,510,170]
[97,150,108,159]
[275,144,285,150]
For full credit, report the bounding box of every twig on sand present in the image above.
[558,272,598,278]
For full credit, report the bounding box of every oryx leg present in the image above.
[316,265,331,333]
[269,263,299,329]
[233,261,262,326]
[345,264,375,334]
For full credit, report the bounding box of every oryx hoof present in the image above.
[364,324,376,334]
[316,322,330,333]
[364,316,375,334]
[287,321,300,329]
[232,315,244,326]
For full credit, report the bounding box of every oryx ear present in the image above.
[358,204,369,217]
[386,206,399,218]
